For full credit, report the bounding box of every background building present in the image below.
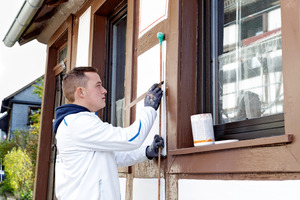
[0,76,42,139]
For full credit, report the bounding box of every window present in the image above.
[58,45,67,64]
[27,106,40,125]
[105,6,127,127]
[54,35,67,108]
[201,0,284,140]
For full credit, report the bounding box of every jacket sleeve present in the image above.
[114,146,149,167]
[59,106,157,152]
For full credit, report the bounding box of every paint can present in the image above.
[190,113,215,146]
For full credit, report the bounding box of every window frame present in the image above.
[90,0,129,121]
[199,0,285,142]
[104,5,127,126]
[167,0,300,175]
[171,0,291,152]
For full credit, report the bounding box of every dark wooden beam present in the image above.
[34,8,57,23]
[46,0,68,7]
[33,46,57,200]
[19,27,43,46]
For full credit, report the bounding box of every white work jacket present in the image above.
[55,106,157,200]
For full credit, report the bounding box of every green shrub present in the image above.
[0,139,17,160]
[0,78,43,198]
[3,148,33,199]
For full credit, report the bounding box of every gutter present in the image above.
[3,0,44,47]
[10,99,41,106]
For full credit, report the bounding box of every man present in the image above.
[53,67,164,199]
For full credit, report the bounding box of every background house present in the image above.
[3,0,300,200]
[0,76,43,139]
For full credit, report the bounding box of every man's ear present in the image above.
[76,87,85,98]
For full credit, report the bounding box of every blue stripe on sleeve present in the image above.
[64,118,68,126]
[128,120,141,142]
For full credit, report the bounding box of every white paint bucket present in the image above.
[190,113,215,146]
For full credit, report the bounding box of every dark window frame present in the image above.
[169,0,297,175]
[104,3,127,126]
[197,0,285,142]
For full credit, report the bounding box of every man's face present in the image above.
[83,72,107,112]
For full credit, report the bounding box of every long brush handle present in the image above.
[157,32,164,200]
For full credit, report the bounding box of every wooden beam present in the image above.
[34,8,57,23]
[46,0,68,7]
[19,28,43,45]
[33,46,56,200]
[169,134,293,156]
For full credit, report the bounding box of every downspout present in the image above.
[3,0,44,47]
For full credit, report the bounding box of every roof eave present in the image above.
[3,0,44,47]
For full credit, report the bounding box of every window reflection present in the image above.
[217,0,283,124]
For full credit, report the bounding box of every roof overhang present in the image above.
[3,0,86,47]
[1,75,44,113]
[3,0,44,47]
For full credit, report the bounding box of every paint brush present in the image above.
[124,81,164,110]
[156,81,164,88]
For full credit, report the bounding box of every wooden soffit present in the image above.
[18,0,87,45]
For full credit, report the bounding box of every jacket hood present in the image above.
[53,104,90,133]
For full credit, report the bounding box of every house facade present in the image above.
[0,77,42,139]
[3,0,300,199]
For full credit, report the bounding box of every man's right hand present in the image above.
[146,134,165,160]
[144,83,163,110]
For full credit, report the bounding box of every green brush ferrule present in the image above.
[157,32,164,45]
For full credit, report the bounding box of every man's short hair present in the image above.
[62,66,98,102]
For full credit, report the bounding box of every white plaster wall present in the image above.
[119,178,126,200]
[136,42,167,155]
[178,179,300,200]
[137,43,160,147]
[75,7,91,67]
[139,0,169,37]
[133,178,165,200]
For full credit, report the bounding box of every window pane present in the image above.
[28,106,40,125]
[110,15,127,127]
[58,45,67,63]
[217,0,283,124]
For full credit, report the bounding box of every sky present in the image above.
[0,1,46,108]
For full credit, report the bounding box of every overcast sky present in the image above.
[0,1,46,107]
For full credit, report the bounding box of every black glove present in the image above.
[144,83,163,110]
[146,134,165,160]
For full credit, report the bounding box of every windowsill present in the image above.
[169,134,293,156]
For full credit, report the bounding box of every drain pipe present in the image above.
[3,0,43,47]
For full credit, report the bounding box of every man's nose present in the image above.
[102,87,107,94]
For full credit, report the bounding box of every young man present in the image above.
[53,67,164,199]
